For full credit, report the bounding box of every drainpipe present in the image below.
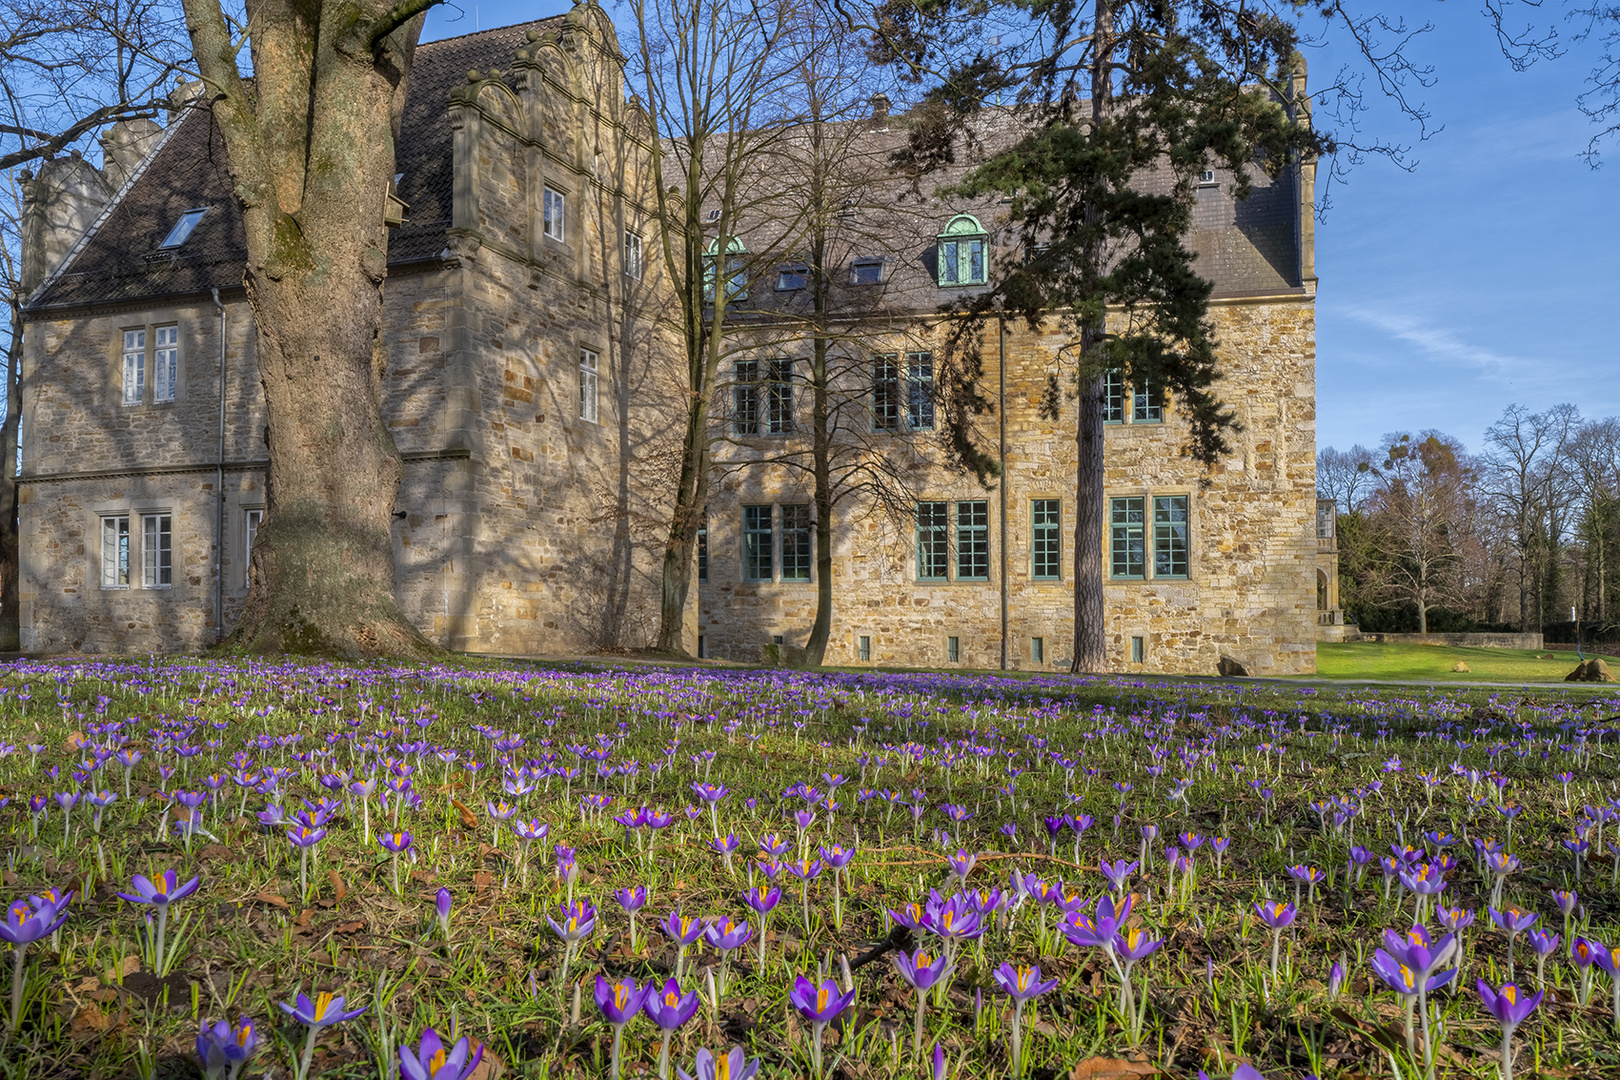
[998,316,1008,671]
[211,288,226,644]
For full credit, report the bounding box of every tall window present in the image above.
[906,352,935,431]
[873,353,933,432]
[623,230,643,279]
[1153,496,1189,578]
[578,348,599,423]
[142,514,172,588]
[1032,499,1061,580]
[703,238,748,302]
[696,523,708,582]
[1110,496,1145,578]
[767,359,793,435]
[1133,379,1163,423]
[872,356,901,432]
[743,505,773,581]
[956,501,989,580]
[244,509,262,588]
[153,325,178,403]
[781,505,811,581]
[937,214,988,286]
[122,329,145,405]
[100,515,130,588]
[916,502,949,581]
[733,360,759,435]
[1103,370,1125,423]
[543,187,565,241]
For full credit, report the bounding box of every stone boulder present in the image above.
[1452,661,1470,673]
[1566,658,1615,683]
[1217,655,1248,678]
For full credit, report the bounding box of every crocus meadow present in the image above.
[0,657,1615,1079]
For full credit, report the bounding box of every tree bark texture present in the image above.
[0,303,22,652]
[181,0,439,657]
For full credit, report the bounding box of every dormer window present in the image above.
[936,214,987,286]
[703,236,749,302]
[776,263,808,291]
[158,208,208,249]
[850,258,884,286]
[1198,168,1217,187]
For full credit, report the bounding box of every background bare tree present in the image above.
[1317,443,1376,514]
[1360,432,1475,634]
[1482,403,1581,633]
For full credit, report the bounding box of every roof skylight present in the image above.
[158,208,209,249]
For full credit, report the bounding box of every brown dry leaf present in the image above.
[295,908,313,928]
[333,920,366,934]
[1069,1059,1162,1080]
[63,732,87,752]
[452,798,479,829]
[103,956,139,983]
[472,871,494,893]
[467,1042,506,1080]
[254,892,289,910]
[91,987,118,1004]
[328,870,348,904]
[198,845,233,861]
[70,1005,109,1038]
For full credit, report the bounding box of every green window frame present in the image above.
[1133,378,1163,423]
[703,236,749,302]
[1032,499,1061,580]
[733,360,759,435]
[743,505,773,581]
[936,214,988,286]
[1103,370,1125,424]
[956,501,989,580]
[1153,495,1189,578]
[1110,496,1145,579]
[781,504,811,581]
[916,501,949,581]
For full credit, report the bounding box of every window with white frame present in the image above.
[153,324,178,402]
[543,187,565,241]
[122,330,145,405]
[624,230,644,279]
[743,505,773,582]
[142,514,172,588]
[1133,378,1163,423]
[1032,498,1061,580]
[244,509,263,587]
[578,348,599,423]
[100,515,131,588]
[1103,370,1125,423]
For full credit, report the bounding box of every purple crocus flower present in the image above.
[596,974,651,1025]
[676,1046,759,1080]
[547,899,597,944]
[659,908,705,946]
[435,888,452,941]
[116,870,199,909]
[893,946,953,992]
[789,974,856,1024]
[196,1016,256,1080]
[397,1027,483,1080]
[703,916,753,952]
[615,885,648,913]
[645,977,702,1080]
[280,990,367,1029]
[1098,858,1138,892]
[993,962,1057,1000]
[1477,980,1543,1080]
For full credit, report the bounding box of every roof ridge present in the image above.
[24,105,194,310]
[418,15,567,50]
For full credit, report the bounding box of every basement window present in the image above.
[158,208,208,249]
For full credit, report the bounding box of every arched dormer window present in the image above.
[936,214,987,286]
[703,236,749,302]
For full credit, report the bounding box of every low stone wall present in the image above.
[1358,632,1543,649]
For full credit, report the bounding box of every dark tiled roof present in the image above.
[28,18,564,311]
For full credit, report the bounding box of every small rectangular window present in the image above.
[906,352,935,432]
[781,504,811,581]
[946,636,960,662]
[733,360,759,435]
[158,208,207,249]
[851,258,883,286]
[1133,379,1163,423]
[743,505,773,582]
[1154,495,1189,578]
[956,500,989,581]
[1103,370,1125,424]
[1110,496,1145,579]
[1131,635,1145,663]
[916,501,949,581]
[1032,637,1045,664]
[772,634,785,646]
[767,359,793,434]
[696,524,708,582]
[142,514,172,588]
[1032,498,1061,580]
[697,635,706,659]
[623,230,643,279]
[858,635,871,661]
[244,509,262,588]
[153,325,178,402]
[100,515,130,588]
[543,187,565,241]
[578,348,599,423]
[777,263,808,291]
[122,329,145,406]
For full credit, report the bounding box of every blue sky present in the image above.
[424,2,1620,457]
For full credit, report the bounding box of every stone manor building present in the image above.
[17,3,1331,673]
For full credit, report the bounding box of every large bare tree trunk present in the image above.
[183,0,439,658]
[0,303,21,652]
[1071,370,1107,671]
[807,333,833,667]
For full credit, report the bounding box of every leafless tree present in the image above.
[1361,431,1474,633]
[1317,443,1376,514]
[1481,402,1582,632]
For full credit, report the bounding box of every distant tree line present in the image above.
[1319,404,1620,639]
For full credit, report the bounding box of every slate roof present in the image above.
[27,18,566,312]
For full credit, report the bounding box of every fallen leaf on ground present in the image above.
[103,956,139,982]
[467,1042,505,1080]
[328,870,348,903]
[333,920,365,934]
[452,798,478,829]
[1069,1059,1162,1080]
[70,1005,109,1038]
[253,892,289,909]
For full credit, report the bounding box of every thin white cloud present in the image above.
[1334,304,1556,384]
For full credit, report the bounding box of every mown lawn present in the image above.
[1,656,1618,1080]
[1314,641,1620,683]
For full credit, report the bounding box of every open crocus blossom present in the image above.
[893,947,953,1061]
[5,891,73,1037]
[994,963,1058,1079]
[279,992,368,1080]
[789,975,856,1080]
[677,1046,759,1080]
[644,977,701,1080]
[196,1017,257,1080]
[1477,980,1543,1080]
[398,1027,484,1080]
[596,973,651,1080]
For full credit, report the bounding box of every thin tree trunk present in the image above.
[0,302,21,652]
[657,387,708,655]
[807,333,832,666]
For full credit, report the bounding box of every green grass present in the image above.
[1313,641,1620,682]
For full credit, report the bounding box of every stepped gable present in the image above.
[27,17,565,312]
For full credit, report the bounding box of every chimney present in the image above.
[19,155,114,294]
[99,118,165,192]
[870,93,891,125]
